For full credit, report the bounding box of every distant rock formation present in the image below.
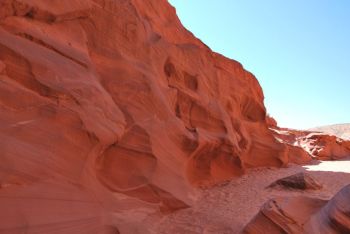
[271,128,350,161]
[311,123,350,140]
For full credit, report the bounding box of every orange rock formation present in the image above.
[272,128,350,161]
[0,0,349,233]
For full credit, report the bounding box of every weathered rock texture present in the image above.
[244,184,350,234]
[1,0,350,233]
[305,184,350,233]
[0,0,293,233]
[243,196,328,234]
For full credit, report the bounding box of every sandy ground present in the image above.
[154,159,350,234]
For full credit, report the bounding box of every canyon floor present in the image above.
[155,158,350,234]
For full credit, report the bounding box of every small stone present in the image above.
[267,172,322,190]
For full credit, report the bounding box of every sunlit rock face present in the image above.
[0,0,292,232]
[271,128,350,161]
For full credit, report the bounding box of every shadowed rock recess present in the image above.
[1,0,350,233]
[267,172,322,191]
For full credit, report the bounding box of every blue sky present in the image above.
[168,0,350,129]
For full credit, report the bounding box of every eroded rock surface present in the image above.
[0,0,294,233]
[244,184,350,234]
[243,196,327,234]
[305,184,350,233]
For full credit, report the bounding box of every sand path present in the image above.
[155,159,350,233]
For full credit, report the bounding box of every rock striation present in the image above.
[244,184,350,234]
[305,184,350,233]
[243,196,328,234]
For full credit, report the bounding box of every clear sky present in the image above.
[168,0,350,129]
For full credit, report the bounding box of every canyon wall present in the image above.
[0,0,349,233]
